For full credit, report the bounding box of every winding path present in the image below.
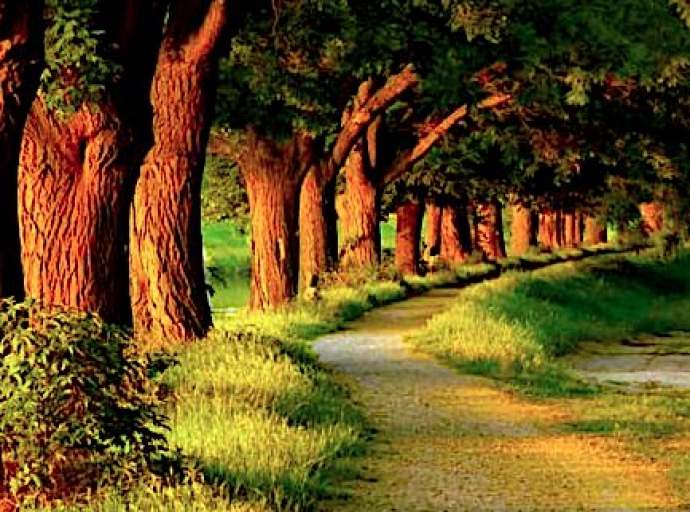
[313,288,682,511]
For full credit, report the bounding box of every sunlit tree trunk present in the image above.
[476,199,506,261]
[584,215,607,245]
[337,141,380,269]
[424,201,442,258]
[240,132,313,310]
[395,201,423,275]
[130,0,226,340]
[440,206,468,264]
[510,199,533,256]
[639,202,664,237]
[562,210,581,248]
[299,164,328,291]
[0,1,43,300]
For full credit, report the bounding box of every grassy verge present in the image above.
[408,250,690,396]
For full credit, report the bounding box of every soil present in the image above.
[313,289,684,511]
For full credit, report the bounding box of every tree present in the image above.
[0,0,44,300]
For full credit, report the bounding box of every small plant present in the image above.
[0,300,178,507]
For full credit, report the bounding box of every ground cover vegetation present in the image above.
[4,0,690,508]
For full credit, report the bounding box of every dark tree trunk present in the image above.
[424,202,442,258]
[395,201,423,275]
[324,177,339,268]
[130,0,226,340]
[584,215,607,245]
[299,165,328,291]
[476,199,506,261]
[440,206,468,264]
[0,1,44,300]
[240,133,312,310]
[510,200,534,256]
[336,143,380,269]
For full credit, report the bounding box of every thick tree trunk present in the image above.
[510,201,533,256]
[240,133,312,310]
[0,1,44,300]
[475,199,506,261]
[299,165,328,291]
[20,101,135,324]
[584,216,607,245]
[440,206,468,264]
[639,202,664,237]
[130,1,226,340]
[337,143,380,269]
[424,202,442,258]
[395,201,423,276]
[539,209,559,251]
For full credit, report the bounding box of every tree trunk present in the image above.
[395,201,423,276]
[130,0,226,340]
[337,142,380,269]
[563,210,579,248]
[475,199,506,261]
[299,165,328,291]
[584,215,607,245]
[510,200,533,256]
[440,206,467,264]
[639,202,664,237]
[424,202,442,258]
[240,133,313,310]
[0,1,44,300]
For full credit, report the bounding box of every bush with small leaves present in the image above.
[0,300,179,506]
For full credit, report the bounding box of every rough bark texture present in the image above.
[539,209,560,251]
[0,1,44,300]
[395,201,423,276]
[475,199,506,261]
[299,165,328,291]
[19,3,158,324]
[584,216,607,245]
[130,0,226,339]
[509,201,533,256]
[337,143,380,269]
[424,202,442,258]
[440,206,467,264]
[639,202,664,237]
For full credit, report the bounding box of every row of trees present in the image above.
[2,0,690,345]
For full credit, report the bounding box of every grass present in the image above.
[408,249,690,397]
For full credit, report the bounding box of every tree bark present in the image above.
[475,199,506,261]
[19,3,158,324]
[424,202,442,258]
[562,210,581,248]
[395,201,423,276]
[337,141,380,269]
[299,164,328,291]
[0,1,44,300]
[440,206,468,264]
[240,132,313,310]
[509,200,534,256]
[584,215,607,245]
[639,202,664,237]
[130,0,226,340]
[539,209,559,251]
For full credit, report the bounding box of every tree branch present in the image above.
[186,0,227,61]
[381,93,511,187]
[324,64,419,181]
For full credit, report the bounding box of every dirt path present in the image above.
[313,289,682,512]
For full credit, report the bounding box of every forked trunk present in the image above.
[0,1,43,300]
[475,199,506,261]
[639,202,664,237]
[584,216,607,245]
[440,206,467,264]
[130,2,227,340]
[337,143,380,268]
[299,165,328,291]
[395,201,423,276]
[241,133,312,310]
[424,202,442,258]
[20,100,134,324]
[509,200,533,256]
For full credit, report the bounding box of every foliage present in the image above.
[201,155,249,226]
[0,301,177,506]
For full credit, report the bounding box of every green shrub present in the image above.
[0,301,178,506]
